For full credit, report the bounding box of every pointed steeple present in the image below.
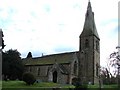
[80,1,99,39]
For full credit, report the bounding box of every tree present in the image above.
[109,47,120,87]
[100,66,116,84]
[22,72,36,85]
[2,49,24,80]
[0,30,5,49]
[110,51,120,76]
[26,52,32,58]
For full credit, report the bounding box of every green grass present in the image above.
[87,84,118,90]
[103,84,118,88]
[87,84,118,88]
[2,80,75,88]
[2,80,119,90]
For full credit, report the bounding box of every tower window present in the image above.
[96,63,99,77]
[38,68,40,76]
[85,39,89,48]
[96,41,99,51]
[74,61,77,75]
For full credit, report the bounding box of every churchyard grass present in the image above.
[87,84,118,88]
[2,80,75,88]
[87,84,118,90]
[2,80,118,90]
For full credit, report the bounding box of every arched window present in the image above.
[96,40,99,51]
[47,67,50,75]
[96,63,99,77]
[38,68,40,76]
[53,71,57,83]
[29,67,32,72]
[74,61,77,75]
[85,39,89,48]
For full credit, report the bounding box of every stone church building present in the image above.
[23,1,100,85]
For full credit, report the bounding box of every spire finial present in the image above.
[87,0,92,10]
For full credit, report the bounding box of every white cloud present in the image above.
[0,0,119,67]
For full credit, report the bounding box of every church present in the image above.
[23,1,100,85]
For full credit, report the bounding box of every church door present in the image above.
[53,71,57,83]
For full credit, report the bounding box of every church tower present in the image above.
[79,1,100,84]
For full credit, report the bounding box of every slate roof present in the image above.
[23,51,79,66]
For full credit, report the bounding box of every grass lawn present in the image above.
[87,84,118,88]
[87,84,119,90]
[2,80,75,88]
[2,80,119,90]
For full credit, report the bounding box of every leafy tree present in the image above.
[2,49,24,80]
[0,30,5,49]
[26,52,32,58]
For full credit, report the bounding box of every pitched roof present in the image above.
[50,63,69,75]
[23,51,79,66]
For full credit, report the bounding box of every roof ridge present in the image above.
[32,51,79,59]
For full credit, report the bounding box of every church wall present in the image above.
[57,71,68,84]
[55,64,70,84]
[79,36,94,84]
[87,36,100,84]
[62,64,72,84]
[25,64,70,84]
[62,64,70,71]
[79,34,100,84]
[25,65,52,82]
[94,40,100,84]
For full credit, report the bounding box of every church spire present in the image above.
[80,1,99,39]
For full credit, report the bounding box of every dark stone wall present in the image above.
[79,35,100,84]
[25,64,71,84]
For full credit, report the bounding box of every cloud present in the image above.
[44,4,51,13]
[0,0,118,67]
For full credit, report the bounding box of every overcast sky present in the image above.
[0,0,118,67]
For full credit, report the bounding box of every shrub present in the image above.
[22,72,36,85]
[72,78,81,86]
[72,78,88,89]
